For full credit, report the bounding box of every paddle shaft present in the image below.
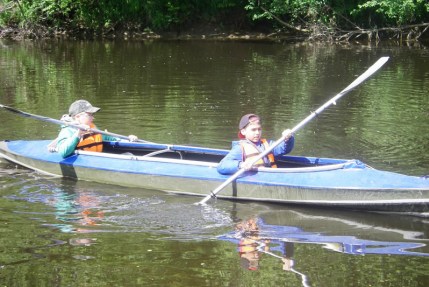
[198,56,390,205]
[0,104,150,143]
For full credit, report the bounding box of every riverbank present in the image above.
[0,23,304,43]
[2,26,429,46]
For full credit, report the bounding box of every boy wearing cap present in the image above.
[54,99,138,158]
[217,114,294,175]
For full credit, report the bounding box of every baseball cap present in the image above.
[239,114,260,129]
[238,114,260,139]
[69,100,100,117]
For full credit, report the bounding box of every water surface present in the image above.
[0,39,428,286]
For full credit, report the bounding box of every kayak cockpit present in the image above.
[96,140,359,171]
[102,140,227,163]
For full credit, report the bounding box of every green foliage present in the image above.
[75,0,147,30]
[351,0,429,26]
[142,0,244,30]
[142,1,191,29]
[0,1,16,27]
[245,0,429,30]
[1,0,243,31]
[245,0,348,27]
[1,0,428,34]
[17,0,76,27]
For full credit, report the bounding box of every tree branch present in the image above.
[259,6,309,33]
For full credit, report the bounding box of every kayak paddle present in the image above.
[0,104,152,143]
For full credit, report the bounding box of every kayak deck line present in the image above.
[76,149,358,173]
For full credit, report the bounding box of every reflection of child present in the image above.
[239,238,260,270]
[235,217,259,235]
[48,187,105,233]
[78,193,105,226]
[235,217,269,271]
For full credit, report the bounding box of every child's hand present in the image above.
[128,135,138,142]
[282,129,293,140]
[74,125,91,138]
[240,158,257,171]
[47,141,58,152]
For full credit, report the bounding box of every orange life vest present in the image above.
[240,139,277,168]
[76,123,103,152]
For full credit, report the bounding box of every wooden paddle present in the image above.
[198,56,390,205]
[0,104,152,143]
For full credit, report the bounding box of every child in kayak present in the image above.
[217,114,294,174]
[53,99,138,157]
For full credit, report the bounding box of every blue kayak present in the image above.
[1,140,428,212]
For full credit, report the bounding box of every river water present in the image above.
[0,39,428,286]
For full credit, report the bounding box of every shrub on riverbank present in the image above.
[1,0,428,42]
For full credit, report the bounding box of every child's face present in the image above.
[241,122,262,143]
[75,112,94,125]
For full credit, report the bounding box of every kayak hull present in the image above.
[1,140,429,212]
